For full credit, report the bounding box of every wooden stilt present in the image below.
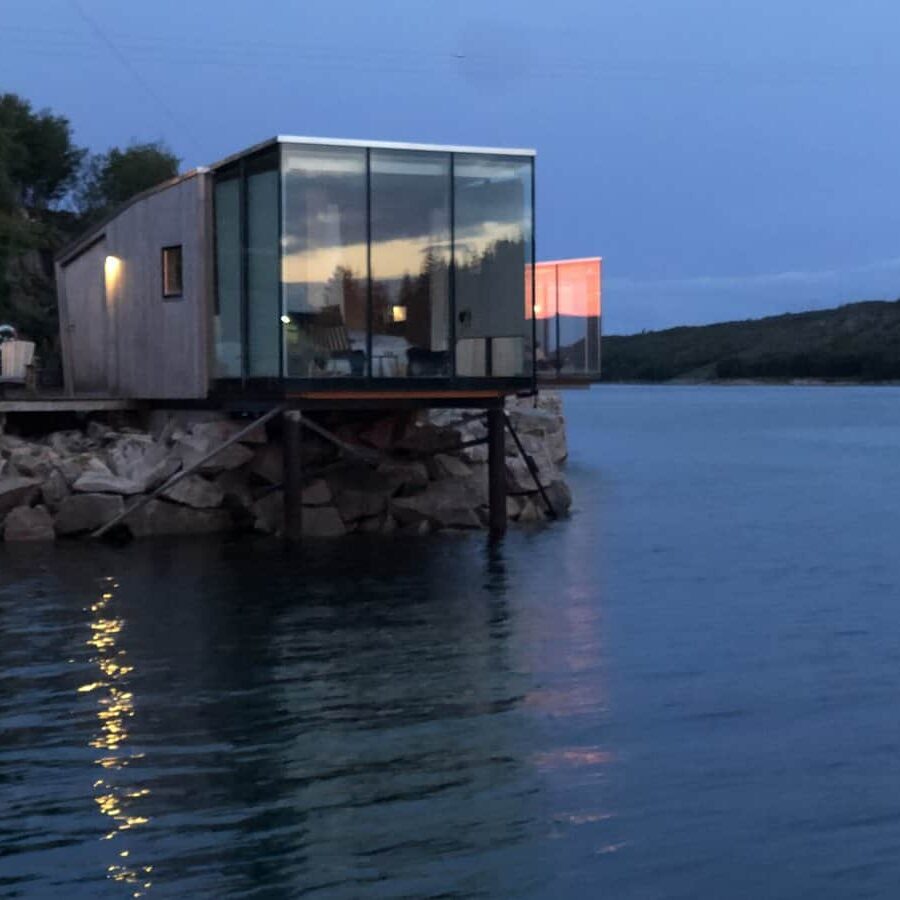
[487,406,507,539]
[283,410,303,542]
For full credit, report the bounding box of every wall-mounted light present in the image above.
[104,255,121,291]
[280,315,291,325]
[391,305,407,323]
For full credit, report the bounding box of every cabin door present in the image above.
[62,240,109,394]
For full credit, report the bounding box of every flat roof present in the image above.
[209,135,536,170]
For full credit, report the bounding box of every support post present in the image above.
[283,410,303,543]
[487,406,507,539]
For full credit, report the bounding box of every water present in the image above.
[4,385,900,898]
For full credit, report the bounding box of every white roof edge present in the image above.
[277,135,536,157]
[538,257,603,266]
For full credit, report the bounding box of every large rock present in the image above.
[189,418,268,446]
[163,475,225,509]
[0,476,41,517]
[335,488,386,524]
[4,505,55,541]
[174,434,254,474]
[396,421,461,455]
[252,491,283,534]
[390,480,482,530]
[248,444,282,485]
[55,493,125,536]
[302,478,331,506]
[127,500,233,538]
[375,460,429,495]
[72,470,146,495]
[304,506,347,538]
[430,453,472,479]
[7,444,61,478]
[215,470,255,511]
[40,469,70,512]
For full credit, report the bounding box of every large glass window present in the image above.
[281,145,367,378]
[370,150,451,377]
[453,155,533,377]
[214,177,241,378]
[246,168,280,377]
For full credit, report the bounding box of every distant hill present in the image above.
[601,300,900,382]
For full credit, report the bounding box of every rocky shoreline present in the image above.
[0,393,571,542]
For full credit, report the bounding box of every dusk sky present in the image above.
[4,0,900,333]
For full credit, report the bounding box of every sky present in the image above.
[4,0,900,334]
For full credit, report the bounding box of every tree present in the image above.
[78,141,179,222]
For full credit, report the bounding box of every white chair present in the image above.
[0,341,35,383]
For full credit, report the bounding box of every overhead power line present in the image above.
[68,0,200,153]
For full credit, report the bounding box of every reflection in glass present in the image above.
[246,168,280,377]
[281,145,367,377]
[214,177,241,377]
[454,155,533,377]
[370,150,451,377]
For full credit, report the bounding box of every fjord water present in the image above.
[4,386,900,898]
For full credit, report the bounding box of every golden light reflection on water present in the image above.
[80,576,153,896]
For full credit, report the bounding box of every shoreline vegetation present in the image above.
[601,299,900,384]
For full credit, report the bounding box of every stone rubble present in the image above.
[0,391,571,542]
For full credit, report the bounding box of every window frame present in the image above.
[161,244,183,299]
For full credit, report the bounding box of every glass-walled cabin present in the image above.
[212,137,535,392]
[534,258,602,378]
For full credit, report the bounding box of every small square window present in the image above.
[162,245,183,298]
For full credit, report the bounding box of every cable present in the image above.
[68,0,201,154]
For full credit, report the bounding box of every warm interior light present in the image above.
[104,255,121,289]
[280,315,291,325]
[391,305,407,323]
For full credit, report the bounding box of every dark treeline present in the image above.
[603,300,900,382]
[0,92,179,374]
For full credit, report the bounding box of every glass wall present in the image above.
[213,177,241,378]
[213,142,535,384]
[370,150,451,377]
[281,145,368,378]
[453,155,533,377]
[534,259,602,377]
[246,168,280,377]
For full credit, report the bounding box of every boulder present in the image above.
[375,460,429,495]
[518,498,544,523]
[163,475,225,509]
[252,491,283,534]
[215,470,255,511]
[72,470,145,495]
[248,444,282,484]
[304,506,347,538]
[40,469,70,512]
[430,453,472,480]
[4,505,55,541]
[55,493,125,536]
[544,479,573,516]
[189,418,268,446]
[395,422,461,455]
[127,500,233,538]
[302,478,331,506]
[7,444,61,478]
[174,434,254,474]
[0,476,41,517]
[389,480,482,530]
[335,488,386,523]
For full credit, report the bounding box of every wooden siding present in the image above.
[56,238,108,394]
[57,172,211,400]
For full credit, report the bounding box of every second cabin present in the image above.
[55,136,538,404]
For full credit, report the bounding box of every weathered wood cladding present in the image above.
[57,172,212,399]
